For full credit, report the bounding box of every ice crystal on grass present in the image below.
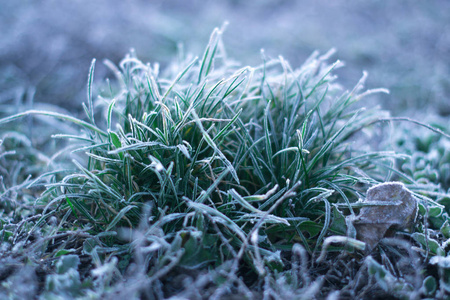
[0,27,449,299]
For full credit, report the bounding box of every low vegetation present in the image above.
[1,28,449,299]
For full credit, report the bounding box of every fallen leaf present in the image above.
[351,182,418,251]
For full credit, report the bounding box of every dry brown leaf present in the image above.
[352,182,418,251]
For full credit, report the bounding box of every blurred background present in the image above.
[1,0,449,117]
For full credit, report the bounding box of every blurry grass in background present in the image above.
[1,0,449,115]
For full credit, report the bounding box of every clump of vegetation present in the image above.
[1,28,449,299]
[392,120,450,191]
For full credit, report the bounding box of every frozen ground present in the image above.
[1,2,450,299]
[1,0,449,116]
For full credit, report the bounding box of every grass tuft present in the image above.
[1,29,449,299]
